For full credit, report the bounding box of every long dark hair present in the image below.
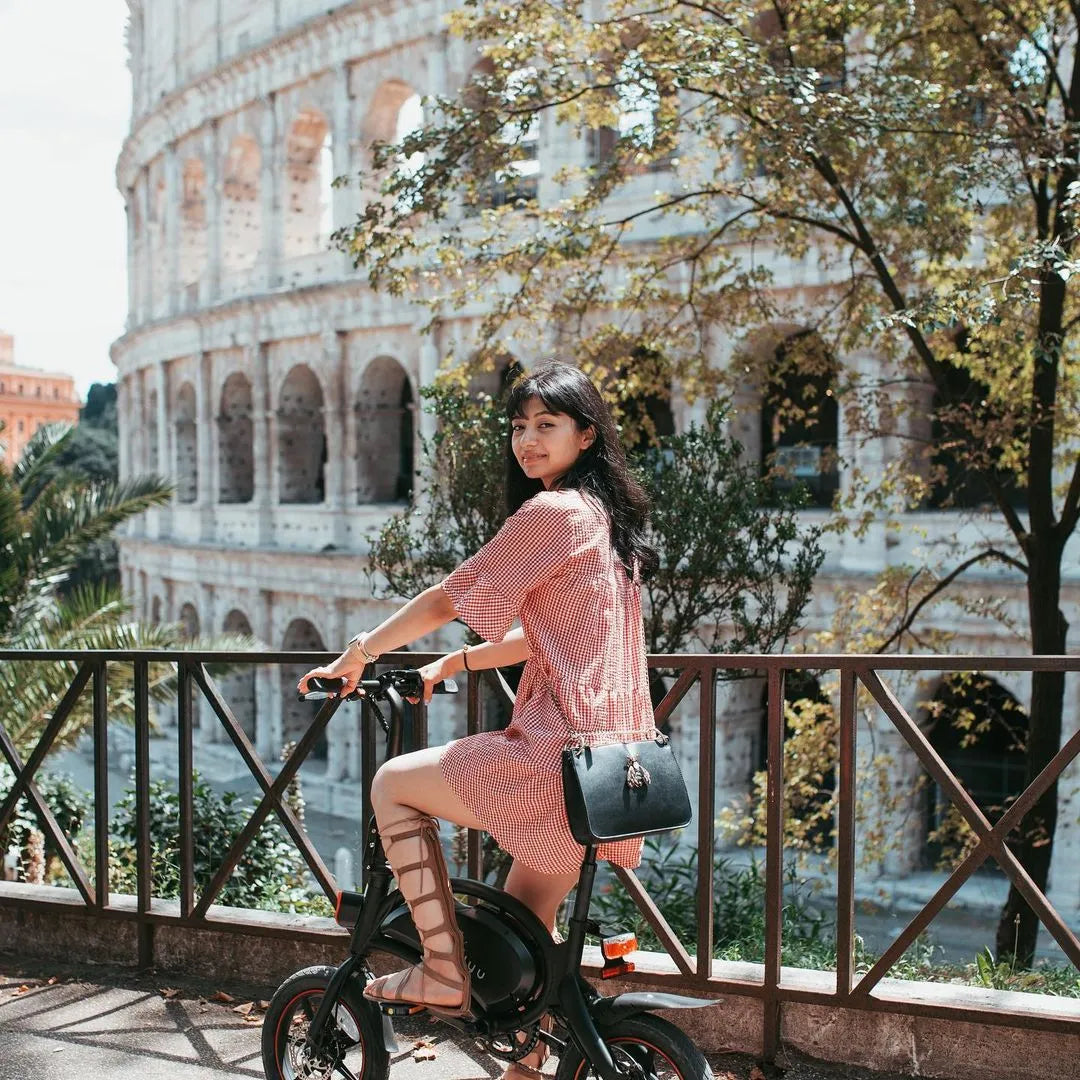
[504,361,659,580]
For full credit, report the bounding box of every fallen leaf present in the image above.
[257,999,270,1010]
[413,1038,435,1049]
[211,990,236,1003]
[233,1002,254,1016]
[159,987,181,999]
[46,976,58,986]
[412,1048,437,1061]
[16,985,30,994]
[749,1067,767,1080]
[244,1014,264,1026]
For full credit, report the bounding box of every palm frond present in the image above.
[0,585,259,757]
[16,475,172,585]
[14,423,75,506]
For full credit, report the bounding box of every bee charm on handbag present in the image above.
[625,750,651,789]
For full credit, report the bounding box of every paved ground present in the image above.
[0,957,936,1080]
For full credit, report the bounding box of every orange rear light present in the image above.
[600,961,635,979]
[601,932,637,960]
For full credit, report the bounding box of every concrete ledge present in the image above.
[2,883,1077,1079]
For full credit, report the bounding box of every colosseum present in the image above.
[112,1,1080,909]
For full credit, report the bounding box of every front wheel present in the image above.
[262,964,389,1080]
[554,1014,711,1080]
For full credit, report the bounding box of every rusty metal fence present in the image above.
[2,649,1079,1058]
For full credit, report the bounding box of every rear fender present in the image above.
[592,992,717,1023]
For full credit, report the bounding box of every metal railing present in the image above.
[2,649,1079,1059]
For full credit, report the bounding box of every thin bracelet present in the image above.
[461,644,472,672]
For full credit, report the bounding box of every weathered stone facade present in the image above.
[112,1,1080,913]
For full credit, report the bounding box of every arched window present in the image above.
[216,609,256,739]
[222,136,261,274]
[174,382,198,503]
[923,674,1028,868]
[760,331,839,509]
[178,602,200,639]
[179,158,208,293]
[281,618,328,761]
[466,63,540,212]
[284,109,330,258]
[758,672,835,850]
[277,364,326,503]
[218,372,255,503]
[355,356,414,503]
[928,347,1025,510]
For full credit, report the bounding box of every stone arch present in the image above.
[283,108,331,258]
[759,329,839,509]
[217,609,256,739]
[280,617,328,761]
[355,356,415,503]
[174,381,198,503]
[218,372,254,503]
[222,136,261,273]
[922,674,1029,868]
[277,364,326,504]
[147,389,160,473]
[179,158,208,290]
[464,61,539,211]
[178,602,200,639]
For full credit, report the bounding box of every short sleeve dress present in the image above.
[439,487,656,875]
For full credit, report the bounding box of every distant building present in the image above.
[0,332,81,467]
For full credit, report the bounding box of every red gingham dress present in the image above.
[439,487,656,874]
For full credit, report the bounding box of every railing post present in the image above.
[763,665,785,1062]
[135,658,154,967]
[835,666,857,998]
[695,665,715,977]
[93,659,109,910]
[178,657,195,918]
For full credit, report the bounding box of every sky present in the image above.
[0,0,130,398]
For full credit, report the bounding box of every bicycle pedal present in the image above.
[379,1002,426,1016]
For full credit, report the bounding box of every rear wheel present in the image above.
[262,965,389,1080]
[554,1013,710,1080]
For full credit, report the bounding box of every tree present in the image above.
[341,0,1080,965]
[0,422,241,760]
[369,379,823,657]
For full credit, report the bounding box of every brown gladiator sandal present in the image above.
[362,815,471,1017]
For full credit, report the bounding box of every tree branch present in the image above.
[875,548,1029,654]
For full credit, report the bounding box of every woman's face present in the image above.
[511,396,595,489]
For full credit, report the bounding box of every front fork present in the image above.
[304,828,394,1053]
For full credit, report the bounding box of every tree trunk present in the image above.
[995,541,1068,967]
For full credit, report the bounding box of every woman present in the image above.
[298,361,658,1078]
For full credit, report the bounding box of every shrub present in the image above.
[0,762,90,880]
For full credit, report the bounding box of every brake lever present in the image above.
[367,695,390,735]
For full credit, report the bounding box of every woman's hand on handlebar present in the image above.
[297,649,367,699]
[407,654,459,705]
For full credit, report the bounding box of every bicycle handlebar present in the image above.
[297,670,458,703]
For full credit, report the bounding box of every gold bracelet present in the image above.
[346,632,379,665]
[461,643,472,672]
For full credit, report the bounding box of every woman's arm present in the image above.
[298,584,458,695]
[411,627,530,703]
[444,626,531,676]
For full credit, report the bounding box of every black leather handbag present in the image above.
[561,732,694,845]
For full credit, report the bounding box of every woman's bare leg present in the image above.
[368,744,578,1039]
[365,744,485,1010]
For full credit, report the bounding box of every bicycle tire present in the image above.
[554,1012,711,1080]
[262,964,389,1080]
